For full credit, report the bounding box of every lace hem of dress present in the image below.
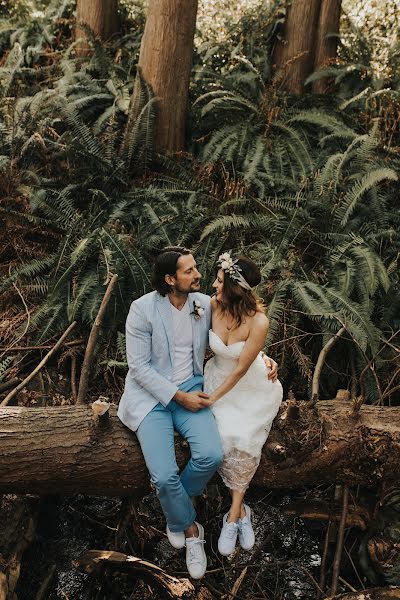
[218,448,261,492]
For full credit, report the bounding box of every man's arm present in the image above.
[126,303,179,407]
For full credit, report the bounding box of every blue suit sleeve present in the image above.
[125,303,179,407]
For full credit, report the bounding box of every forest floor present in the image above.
[14,483,357,600]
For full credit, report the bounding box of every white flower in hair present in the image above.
[217,251,253,291]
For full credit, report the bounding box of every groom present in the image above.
[118,246,277,579]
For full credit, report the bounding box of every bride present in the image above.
[204,252,283,556]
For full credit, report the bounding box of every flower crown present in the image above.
[217,252,252,291]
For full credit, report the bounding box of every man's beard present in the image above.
[174,279,201,294]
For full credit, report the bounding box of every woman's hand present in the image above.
[262,354,278,382]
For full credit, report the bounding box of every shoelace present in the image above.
[186,539,206,563]
[225,522,239,539]
[238,519,253,541]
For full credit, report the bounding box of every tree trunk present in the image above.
[138,0,198,153]
[2,401,400,495]
[272,0,321,94]
[313,0,342,94]
[75,0,119,55]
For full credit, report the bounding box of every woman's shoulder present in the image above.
[250,310,269,331]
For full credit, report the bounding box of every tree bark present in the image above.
[2,401,400,495]
[272,0,321,94]
[313,0,342,94]
[75,0,119,55]
[138,0,198,153]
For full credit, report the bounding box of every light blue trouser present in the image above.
[136,375,224,532]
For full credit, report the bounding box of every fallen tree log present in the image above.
[74,550,212,599]
[1,400,400,495]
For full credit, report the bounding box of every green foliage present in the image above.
[0,0,399,409]
[191,46,400,402]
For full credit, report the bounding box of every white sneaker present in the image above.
[218,513,239,556]
[166,525,185,549]
[185,522,207,579]
[238,504,255,551]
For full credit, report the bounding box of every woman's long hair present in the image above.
[218,256,265,326]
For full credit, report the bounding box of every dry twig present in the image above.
[330,485,349,596]
[77,274,118,405]
[1,321,77,407]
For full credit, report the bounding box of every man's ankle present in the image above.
[185,522,199,538]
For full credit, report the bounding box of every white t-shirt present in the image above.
[170,300,194,385]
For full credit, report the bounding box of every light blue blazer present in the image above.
[117,290,212,431]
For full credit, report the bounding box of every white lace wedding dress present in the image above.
[204,330,283,491]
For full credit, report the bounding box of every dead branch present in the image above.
[312,327,346,400]
[283,499,370,530]
[74,549,209,599]
[1,321,77,407]
[0,378,20,393]
[0,340,83,352]
[76,274,118,405]
[71,354,77,402]
[330,485,349,596]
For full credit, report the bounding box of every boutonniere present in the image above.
[191,300,205,320]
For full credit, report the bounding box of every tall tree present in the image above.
[272,0,342,95]
[138,0,198,153]
[313,0,342,94]
[272,0,321,94]
[75,0,119,55]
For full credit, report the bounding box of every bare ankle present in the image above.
[227,511,240,523]
[185,522,198,538]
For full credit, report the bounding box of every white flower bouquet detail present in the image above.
[191,300,205,320]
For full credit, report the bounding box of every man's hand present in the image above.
[173,390,212,412]
[262,354,278,383]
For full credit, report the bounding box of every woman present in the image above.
[204,252,283,556]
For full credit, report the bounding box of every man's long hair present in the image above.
[152,246,192,296]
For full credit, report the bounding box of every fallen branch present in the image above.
[312,327,346,400]
[0,339,83,353]
[226,566,248,599]
[74,550,210,599]
[0,378,20,394]
[1,322,77,407]
[77,274,118,405]
[35,564,57,600]
[283,499,370,530]
[330,485,349,596]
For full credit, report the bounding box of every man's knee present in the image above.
[211,445,224,469]
[196,444,224,471]
[152,470,180,493]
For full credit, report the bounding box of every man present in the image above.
[118,246,277,579]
